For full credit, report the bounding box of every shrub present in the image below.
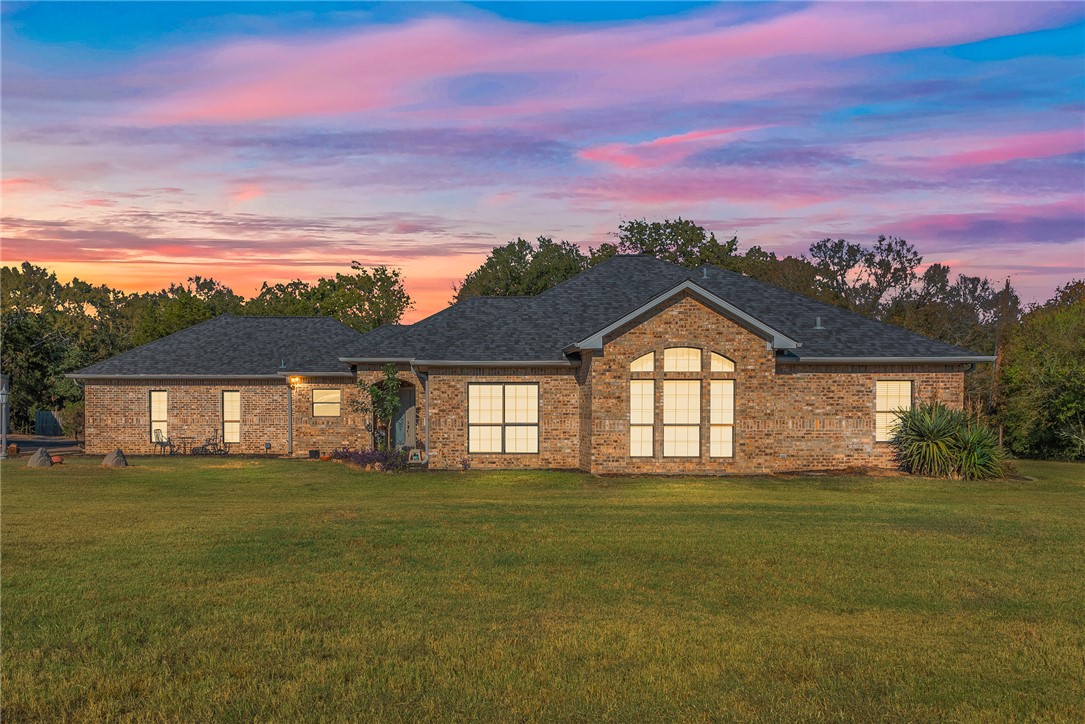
[890,402,1007,480]
[330,447,409,471]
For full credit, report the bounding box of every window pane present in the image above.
[876,412,903,442]
[664,347,701,372]
[504,425,539,454]
[630,425,653,457]
[710,425,733,457]
[663,380,700,424]
[313,389,341,404]
[468,385,503,424]
[664,425,699,457]
[151,421,168,440]
[150,391,167,421]
[710,380,734,425]
[224,421,241,444]
[504,384,538,424]
[469,425,503,453]
[313,402,341,417]
[630,380,654,425]
[876,381,912,412]
[630,352,654,372]
[710,353,735,372]
[223,391,240,421]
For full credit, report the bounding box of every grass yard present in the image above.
[2,457,1084,721]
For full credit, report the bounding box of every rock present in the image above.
[26,448,52,468]
[102,449,128,468]
[373,462,385,472]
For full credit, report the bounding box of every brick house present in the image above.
[73,256,993,472]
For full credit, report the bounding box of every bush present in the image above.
[330,447,409,471]
[891,403,1007,480]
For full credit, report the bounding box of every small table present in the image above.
[175,436,195,455]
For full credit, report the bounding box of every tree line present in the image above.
[453,219,1083,460]
[0,262,411,433]
[3,219,1082,459]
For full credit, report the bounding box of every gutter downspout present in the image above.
[410,364,430,465]
[286,382,293,456]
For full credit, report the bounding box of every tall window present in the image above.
[875,381,912,442]
[664,347,701,372]
[710,380,734,457]
[223,391,241,444]
[468,383,539,453]
[313,389,341,417]
[149,390,168,441]
[663,380,700,456]
[629,380,654,456]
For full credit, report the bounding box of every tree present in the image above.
[245,263,412,333]
[352,363,402,451]
[998,281,1085,460]
[133,276,244,346]
[615,217,741,269]
[454,237,589,301]
[808,236,921,315]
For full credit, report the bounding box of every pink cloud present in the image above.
[229,183,265,205]
[580,126,764,169]
[857,128,1085,171]
[131,4,1079,125]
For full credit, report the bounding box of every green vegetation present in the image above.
[4,458,1083,720]
[891,403,1007,480]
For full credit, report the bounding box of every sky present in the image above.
[2,1,1083,321]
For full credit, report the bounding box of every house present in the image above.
[72,256,994,472]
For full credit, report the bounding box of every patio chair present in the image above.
[191,432,220,456]
[153,429,175,456]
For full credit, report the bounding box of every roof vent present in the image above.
[814,317,825,330]
[702,266,708,279]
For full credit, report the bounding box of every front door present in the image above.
[393,386,416,448]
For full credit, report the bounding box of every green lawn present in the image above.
[3,458,1083,721]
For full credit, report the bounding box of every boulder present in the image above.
[102,449,128,468]
[26,448,52,468]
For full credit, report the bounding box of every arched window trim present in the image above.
[710,352,736,373]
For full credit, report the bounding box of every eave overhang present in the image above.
[778,355,996,364]
[564,279,801,353]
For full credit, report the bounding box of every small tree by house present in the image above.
[352,363,401,451]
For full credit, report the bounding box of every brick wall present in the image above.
[84,377,365,456]
[84,379,290,455]
[584,293,967,474]
[424,367,581,470]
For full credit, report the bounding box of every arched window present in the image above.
[710,352,735,372]
[664,347,701,372]
[630,352,654,372]
[628,347,737,460]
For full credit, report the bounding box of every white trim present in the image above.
[782,356,995,364]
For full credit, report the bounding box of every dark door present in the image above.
[393,386,416,448]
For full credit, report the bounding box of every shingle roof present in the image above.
[72,315,366,378]
[349,255,991,362]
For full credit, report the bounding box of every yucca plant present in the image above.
[890,402,1008,480]
[956,424,1007,480]
[891,402,963,478]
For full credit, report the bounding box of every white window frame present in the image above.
[313,388,342,417]
[875,380,913,442]
[467,383,539,454]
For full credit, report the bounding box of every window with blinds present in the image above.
[710,380,734,457]
[663,380,700,456]
[629,380,654,456]
[149,390,168,441]
[223,390,241,444]
[313,389,341,417]
[875,380,912,442]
